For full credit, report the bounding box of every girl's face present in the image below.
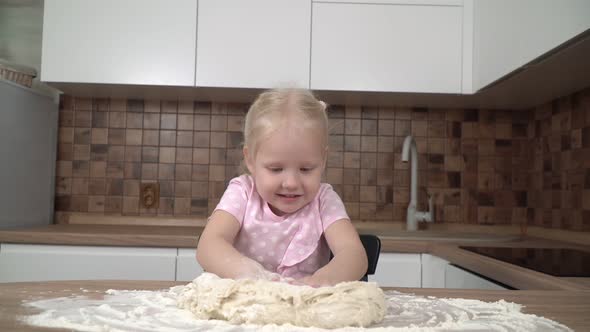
[244,124,326,216]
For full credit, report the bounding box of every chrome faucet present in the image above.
[401,135,434,231]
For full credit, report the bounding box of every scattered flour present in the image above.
[22,277,572,332]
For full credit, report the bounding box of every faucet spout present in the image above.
[401,135,434,231]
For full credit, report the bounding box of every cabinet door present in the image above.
[196,0,311,88]
[176,248,204,281]
[421,254,449,288]
[41,0,197,86]
[311,2,462,93]
[473,0,590,90]
[368,253,421,287]
[0,244,177,282]
[445,264,507,290]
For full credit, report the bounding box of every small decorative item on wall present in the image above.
[140,183,159,209]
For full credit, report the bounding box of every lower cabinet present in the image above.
[444,264,508,290]
[0,243,178,282]
[176,248,204,282]
[369,253,422,287]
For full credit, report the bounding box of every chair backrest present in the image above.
[359,234,381,281]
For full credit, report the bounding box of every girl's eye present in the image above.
[300,167,313,173]
[268,167,282,173]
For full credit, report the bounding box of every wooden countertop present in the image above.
[1,280,589,331]
[1,224,589,291]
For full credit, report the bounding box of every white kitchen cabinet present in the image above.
[196,0,311,89]
[310,2,463,93]
[0,244,177,282]
[176,248,204,282]
[41,0,197,86]
[445,264,507,290]
[421,254,449,288]
[369,253,421,287]
[472,0,590,90]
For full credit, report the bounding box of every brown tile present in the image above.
[91,128,108,144]
[209,165,226,181]
[175,164,192,181]
[107,99,125,112]
[361,119,378,135]
[377,152,394,169]
[345,202,359,219]
[361,106,379,119]
[143,100,160,113]
[175,131,192,148]
[122,99,140,113]
[75,111,92,127]
[143,113,160,129]
[125,113,142,129]
[343,168,360,185]
[74,128,91,144]
[159,147,176,163]
[72,161,89,177]
[211,115,227,131]
[141,163,158,179]
[411,120,427,137]
[178,114,194,131]
[107,128,125,145]
[59,127,74,144]
[124,162,141,179]
[194,131,210,148]
[161,114,177,130]
[123,179,140,196]
[178,100,194,114]
[329,135,344,152]
[345,106,361,119]
[70,195,89,212]
[125,129,142,146]
[141,130,158,146]
[326,168,343,185]
[158,198,174,215]
[394,120,411,137]
[376,168,393,186]
[158,163,175,180]
[193,148,209,164]
[210,149,226,165]
[192,164,209,181]
[359,203,376,219]
[345,119,361,135]
[343,152,360,168]
[103,196,122,213]
[106,178,124,196]
[58,144,73,161]
[106,161,124,178]
[162,101,178,113]
[174,197,191,215]
[176,147,193,164]
[108,146,125,161]
[89,161,106,178]
[122,196,139,215]
[226,148,242,166]
[344,135,360,152]
[73,144,90,161]
[342,185,359,201]
[160,130,176,146]
[92,111,108,128]
[109,112,125,128]
[361,136,378,152]
[55,177,71,195]
[124,146,141,162]
[71,178,88,195]
[360,169,377,185]
[210,132,227,148]
[478,172,495,190]
[175,181,192,197]
[360,152,377,169]
[88,196,105,213]
[378,119,394,136]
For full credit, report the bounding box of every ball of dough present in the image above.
[177,273,386,329]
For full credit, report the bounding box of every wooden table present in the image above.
[1,280,589,331]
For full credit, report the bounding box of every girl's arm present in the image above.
[301,219,368,286]
[196,210,272,280]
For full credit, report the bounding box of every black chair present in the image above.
[359,234,381,282]
[329,234,381,282]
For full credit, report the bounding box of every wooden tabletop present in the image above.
[1,280,589,332]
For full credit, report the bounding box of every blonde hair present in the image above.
[242,88,329,171]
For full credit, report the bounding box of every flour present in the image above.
[22,279,572,332]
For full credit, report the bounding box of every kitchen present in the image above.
[0,0,589,331]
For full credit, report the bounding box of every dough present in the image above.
[177,273,386,329]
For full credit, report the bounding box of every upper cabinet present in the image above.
[310,1,463,94]
[41,0,197,86]
[196,0,311,89]
[472,0,590,90]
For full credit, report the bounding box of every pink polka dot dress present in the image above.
[213,175,350,279]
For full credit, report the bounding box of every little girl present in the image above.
[196,88,368,287]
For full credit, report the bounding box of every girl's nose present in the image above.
[282,172,299,189]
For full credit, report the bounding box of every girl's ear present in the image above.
[243,146,255,175]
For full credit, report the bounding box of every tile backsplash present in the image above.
[54,87,590,231]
